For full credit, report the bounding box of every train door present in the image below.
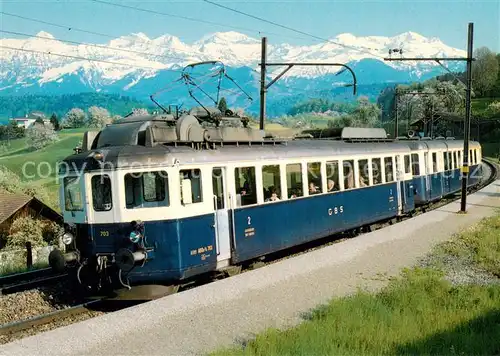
[212,167,231,264]
[424,151,431,200]
[399,154,415,214]
[395,155,404,215]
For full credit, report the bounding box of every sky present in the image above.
[0,0,499,52]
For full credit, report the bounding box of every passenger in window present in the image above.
[359,176,368,187]
[266,189,280,202]
[327,179,338,192]
[289,190,297,199]
[309,182,320,194]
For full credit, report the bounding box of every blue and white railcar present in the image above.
[407,140,482,205]
[49,112,482,290]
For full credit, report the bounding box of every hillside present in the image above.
[0,93,154,122]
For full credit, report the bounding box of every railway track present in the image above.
[0,268,67,296]
[0,160,497,344]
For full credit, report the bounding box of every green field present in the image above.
[0,128,86,210]
[214,214,500,356]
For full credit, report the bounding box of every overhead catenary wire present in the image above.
[88,0,315,42]
[0,11,222,59]
[0,45,175,71]
[202,0,385,59]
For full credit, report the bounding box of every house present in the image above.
[9,112,50,129]
[0,189,62,248]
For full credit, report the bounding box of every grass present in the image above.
[213,214,500,356]
[440,215,500,277]
[0,259,49,276]
[0,128,86,211]
[0,137,29,157]
[0,129,83,180]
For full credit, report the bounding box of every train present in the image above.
[48,107,483,292]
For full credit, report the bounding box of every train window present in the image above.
[372,158,382,185]
[453,152,458,169]
[358,159,369,187]
[448,152,453,169]
[91,175,112,211]
[432,152,438,173]
[212,168,225,209]
[64,177,83,211]
[307,162,322,194]
[458,151,462,167]
[180,169,203,204]
[474,150,478,165]
[125,171,169,209]
[404,155,411,174]
[384,157,394,182]
[443,152,449,170]
[326,161,340,192]
[343,160,354,189]
[469,150,473,164]
[411,154,420,176]
[143,172,167,202]
[262,165,281,202]
[235,167,257,206]
[286,163,303,198]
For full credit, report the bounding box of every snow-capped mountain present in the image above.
[0,30,466,112]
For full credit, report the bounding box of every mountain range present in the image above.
[0,30,466,116]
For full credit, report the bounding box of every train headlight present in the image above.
[129,231,141,243]
[62,232,74,245]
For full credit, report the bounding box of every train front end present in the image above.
[48,150,157,292]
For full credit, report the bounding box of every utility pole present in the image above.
[394,87,399,138]
[461,23,474,212]
[259,37,267,131]
[259,37,357,131]
[385,23,474,212]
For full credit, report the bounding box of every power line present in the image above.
[0,11,117,40]
[0,45,170,71]
[89,0,314,42]
[0,11,218,59]
[202,0,385,59]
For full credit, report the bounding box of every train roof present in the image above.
[406,140,481,150]
[62,140,414,172]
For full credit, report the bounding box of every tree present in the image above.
[63,108,86,128]
[26,122,59,150]
[87,106,112,128]
[0,121,25,140]
[50,113,60,131]
[472,47,499,97]
[218,97,228,113]
[131,108,149,116]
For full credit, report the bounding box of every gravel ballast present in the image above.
[2,180,500,356]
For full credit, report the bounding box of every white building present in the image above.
[9,112,50,129]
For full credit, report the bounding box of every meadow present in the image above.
[0,128,87,210]
[213,214,500,356]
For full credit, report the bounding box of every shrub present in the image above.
[6,216,45,249]
[42,220,64,246]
